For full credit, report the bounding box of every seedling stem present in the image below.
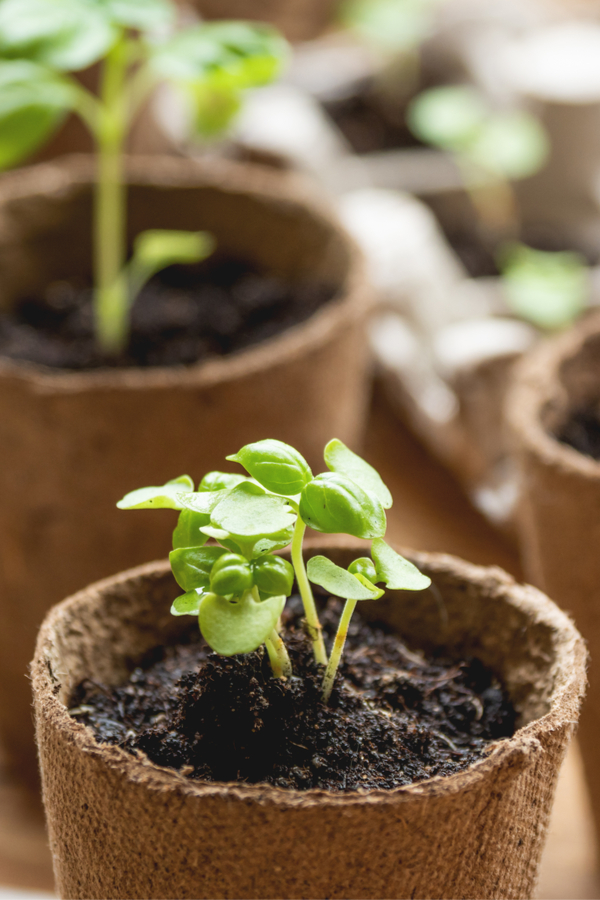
[291,517,328,665]
[321,598,357,702]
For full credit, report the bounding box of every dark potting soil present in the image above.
[322,82,422,155]
[0,257,335,370]
[71,594,516,792]
[557,408,600,461]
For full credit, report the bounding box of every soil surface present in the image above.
[71,593,516,791]
[0,256,334,370]
[557,408,600,460]
[322,81,422,155]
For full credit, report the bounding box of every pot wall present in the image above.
[0,154,372,788]
[33,541,585,899]
[507,310,600,846]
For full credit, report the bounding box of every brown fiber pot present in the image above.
[32,539,585,899]
[507,309,600,847]
[0,154,371,789]
[191,0,339,42]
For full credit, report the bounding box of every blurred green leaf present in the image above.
[408,85,487,152]
[324,438,392,509]
[342,0,438,53]
[199,590,286,655]
[128,229,214,302]
[468,111,549,181]
[371,538,431,590]
[307,556,383,600]
[499,242,588,331]
[0,0,117,70]
[100,0,173,31]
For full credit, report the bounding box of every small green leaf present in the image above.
[172,509,210,550]
[307,556,383,600]
[0,0,117,71]
[198,471,249,492]
[252,555,294,596]
[324,439,392,509]
[199,591,286,655]
[299,473,386,539]
[171,589,203,617]
[116,475,194,510]
[252,526,295,556]
[178,489,231,514]
[169,546,226,592]
[210,481,296,538]
[499,242,588,330]
[227,439,312,496]
[127,230,214,303]
[342,0,437,54]
[408,85,487,153]
[210,552,253,595]
[467,110,549,181]
[348,556,378,583]
[371,539,431,591]
[186,80,242,139]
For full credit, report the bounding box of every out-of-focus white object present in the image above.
[432,317,537,379]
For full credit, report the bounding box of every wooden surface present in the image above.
[0,386,598,898]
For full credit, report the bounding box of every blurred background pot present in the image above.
[32,541,585,899]
[508,309,600,853]
[0,153,372,791]
[190,0,339,42]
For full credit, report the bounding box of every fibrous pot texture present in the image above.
[33,540,585,900]
[0,154,371,787]
[507,309,600,844]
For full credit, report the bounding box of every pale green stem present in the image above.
[265,628,292,679]
[321,598,357,704]
[94,38,130,354]
[290,518,327,665]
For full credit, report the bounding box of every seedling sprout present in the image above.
[118,438,431,702]
[0,0,287,353]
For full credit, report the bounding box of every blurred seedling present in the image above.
[118,438,431,701]
[0,0,287,353]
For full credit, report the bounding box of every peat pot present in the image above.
[507,309,600,846]
[32,540,585,899]
[0,154,371,789]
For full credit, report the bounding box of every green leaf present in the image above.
[324,439,392,509]
[348,556,378,583]
[408,85,487,153]
[342,0,437,54]
[467,111,549,181]
[185,80,242,139]
[210,481,296,539]
[169,546,226,592]
[299,473,386,539]
[371,539,431,591]
[252,526,295,556]
[178,489,231,514]
[227,439,312,496]
[172,508,210,550]
[499,242,588,331]
[198,471,250,492]
[0,0,117,71]
[171,589,203,617]
[100,0,174,31]
[252,555,294,597]
[127,230,214,303]
[307,556,383,600]
[150,21,287,88]
[116,475,194,510]
[198,591,286,655]
[210,552,253,595]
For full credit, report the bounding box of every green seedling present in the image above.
[118,438,431,701]
[497,241,588,331]
[408,84,549,238]
[0,0,287,354]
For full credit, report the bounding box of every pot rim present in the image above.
[507,309,600,479]
[32,540,586,809]
[0,153,371,394]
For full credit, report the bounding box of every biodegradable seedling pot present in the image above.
[33,540,585,900]
[507,309,600,847]
[0,153,372,790]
